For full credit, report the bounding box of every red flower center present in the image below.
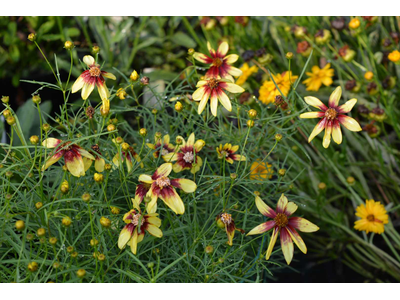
[325,108,338,120]
[213,57,223,67]
[208,78,219,89]
[220,213,232,225]
[89,66,101,77]
[367,214,375,222]
[156,176,170,188]
[274,213,288,228]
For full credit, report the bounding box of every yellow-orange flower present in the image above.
[388,50,400,63]
[302,64,334,92]
[354,200,389,234]
[250,160,273,180]
[259,72,297,105]
[235,63,258,86]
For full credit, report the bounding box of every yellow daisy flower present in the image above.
[235,63,258,86]
[250,160,273,180]
[354,199,389,234]
[302,63,334,92]
[259,71,298,105]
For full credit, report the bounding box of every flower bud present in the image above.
[62,216,72,227]
[388,50,400,63]
[116,88,127,100]
[98,254,105,261]
[30,135,39,145]
[175,101,183,112]
[286,52,293,60]
[86,106,95,119]
[104,164,112,171]
[60,180,69,194]
[349,18,361,30]
[216,218,225,229]
[94,173,104,183]
[315,29,331,45]
[5,171,13,178]
[121,142,130,151]
[278,169,286,176]
[110,206,120,214]
[43,124,51,132]
[71,251,78,258]
[147,262,155,268]
[248,109,257,119]
[257,53,273,65]
[188,48,195,56]
[32,95,41,105]
[28,262,38,272]
[35,202,43,209]
[107,124,116,132]
[76,269,86,278]
[67,246,74,253]
[275,134,283,142]
[49,237,58,245]
[26,233,34,241]
[100,217,111,228]
[318,182,327,190]
[82,193,91,203]
[175,136,183,145]
[296,41,312,57]
[115,136,124,144]
[346,176,355,185]
[53,262,61,269]
[1,96,9,103]
[37,228,46,237]
[130,70,139,82]
[64,41,74,50]
[205,245,214,254]
[230,173,237,180]
[15,220,25,231]
[100,99,110,117]
[139,128,147,137]
[152,108,158,115]
[28,33,36,42]
[3,109,11,118]
[92,46,100,55]
[6,116,16,126]
[247,120,254,128]
[293,25,307,38]
[90,239,99,247]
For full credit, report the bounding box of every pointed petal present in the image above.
[146,216,161,227]
[192,86,207,101]
[71,75,85,93]
[198,89,211,115]
[286,225,307,254]
[288,217,319,233]
[97,81,110,102]
[322,121,333,148]
[102,71,116,80]
[170,178,197,193]
[224,54,239,64]
[255,196,277,218]
[81,82,95,100]
[193,52,213,64]
[207,41,216,57]
[276,194,288,214]
[337,98,357,114]
[76,147,95,160]
[194,139,206,152]
[299,111,325,119]
[42,152,63,171]
[247,220,276,235]
[129,229,139,255]
[217,89,232,112]
[118,225,133,249]
[217,41,229,57]
[95,158,105,172]
[83,55,95,66]
[145,224,163,238]
[42,138,62,148]
[280,228,294,265]
[337,115,362,132]
[308,118,327,143]
[159,186,185,215]
[332,120,342,144]
[152,163,172,179]
[210,90,218,116]
[163,152,178,162]
[138,174,153,184]
[284,202,298,216]
[328,86,342,108]
[220,82,245,93]
[224,65,243,77]
[304,96,328,111]
[186,133,195,147]
[196,80,208,88]
[265,227,279,260]
[64,150,85,177]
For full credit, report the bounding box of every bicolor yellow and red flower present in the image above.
[146,134,176,161]
[192,76,244,116]
[299,86,362,148]
[193,41,242,82]
[118,209,162,255]
[354,199,389,234]
[138,163,197,215]
[113,145,143,172]
[247,194,319,265]
[164,133,205,174]
[42,138,95,177]
[71,55,116,101]
[216,143,246,164]
[216,212,244,246]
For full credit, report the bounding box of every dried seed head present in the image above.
[140,76,150,86]
[86,106,95,119]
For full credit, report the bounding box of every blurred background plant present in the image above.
[1,16,400,283]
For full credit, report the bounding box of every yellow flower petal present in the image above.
[159,187,185,215]
[129,229,139,255]
[217,90,232,112]
[224,54,239,64]
[217,41,229,57]
[83,55,95,66]
[102,72,116,80]
[280,228,294,265]
[304,96,327,111]
[338,115,362,132]
[146,224,163,238]
[337,98,357,113]
[255,196,276,218]
[265,227,279,260]
[247,220,275,235]
[42,138,62,148]
[308,118,326,143]
[332,121,342,144]
[299,112,324,119]
[71,75,85,93]
[192,86,207,101]
[328,86,342,108]
[154,163,172,178]
[171,178,197,193]
[210,91,218,116]
[276,194,288,213]
[286,226,307,254]
[118,225,133,249]
[289,217,319,232]
[322,122,332,148]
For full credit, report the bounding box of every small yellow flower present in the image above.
[388,50,400,63]
[354,200,389,234]
[116,88,127,100]
[216,143,246,164]
[303,64,334,92]
[259,72,298,105]
[349,18,361,30]
[235,63,258,86]
[364,71,374,81]
[250,160,274,180]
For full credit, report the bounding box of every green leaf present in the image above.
[41,34,62,41]
[171,31,196,48]
[66,27,80,37]
[37,20,55,36]
[9,45,20,62]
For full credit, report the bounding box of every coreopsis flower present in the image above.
[146,134,176,161]
[192,76,245,116]
[302,64,334,92]
[250,160,273,180]
[113,145,143,172]
[216,143,246,164]
[138,163,197,214]
[247,194,319,265]
[388,50,400,63]
[299,86,362,148]
[216,213,244,246]
[164,133,205,174]
[193,41,242,82]
[118,209,162,255]
[42,138,95,177]
[259,72,298,105]
[235,63,258,86]
[354,200,389,234]
[71,55,116,101]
